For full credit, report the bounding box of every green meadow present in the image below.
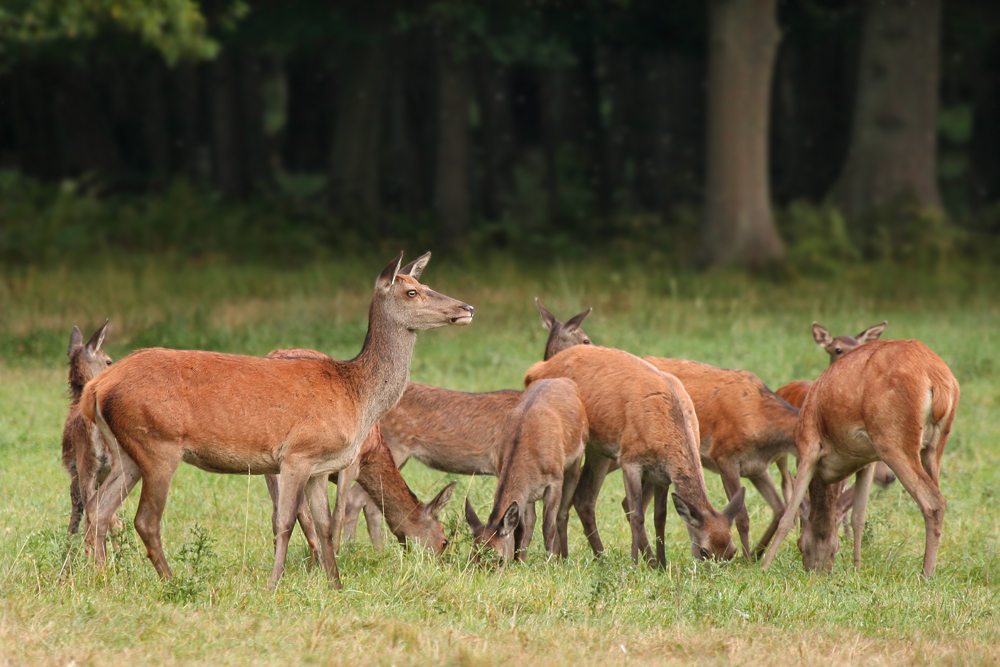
[1,256,999,665]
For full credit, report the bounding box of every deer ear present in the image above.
[68,327,83,356]
[376,252,405,290]
[86,319,109,352]
[564,307,592,332]
[400,252,431,280]
[498,502,520,537]
[465,497,484,536]
[857,321,887,344]
[812,322,833,348]
[721,487,746,524]
[672,493,703,529]
[426,481,457,518]
[536,298,557,331]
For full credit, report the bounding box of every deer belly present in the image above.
[182,447,281,475]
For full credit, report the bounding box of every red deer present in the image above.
[62,321,113,535]
[525,345,745,566]
[762,340,959,577]
[341,299,592,555]
[262,348,457,557]
[80,252,472,589]
[641,358,799,559]
[464,378,589,562]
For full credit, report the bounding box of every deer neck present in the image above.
[355,442,421,537]
[351,299,418,430]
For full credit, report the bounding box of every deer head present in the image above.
[797,476,844,572]
[399,482,458,554]
[465,498,520,563]
[672,487,745,561]
[68,320,112,393]
[536,298,592,360]
[812,321,887,365]
[374,252,474,331]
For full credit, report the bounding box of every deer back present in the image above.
[775,380,812,409]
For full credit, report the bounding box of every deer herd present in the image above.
[60,253,959,591]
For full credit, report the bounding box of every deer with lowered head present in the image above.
[762,339,959,577]
[79,252,473,589]
[340,299,593,556]
[62,321,115,535]
[775,322,897,516]
[465,377,589,562]
[262,348,458,559]
[525,345,745,567]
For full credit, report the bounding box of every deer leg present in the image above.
[621,463,654,567]
[343,484,371,546]
[573,454,612,556]
[132,455,180,581]
[653,485,669,568]
[331,458,361,554]
[877,445,947,578]
[750,472,786,559]
[557,457,583,559]
[542,482,562,557]
[305,475,341,589]
[68,474,84,535]
[515,502,537,561]
[717,461,751,559]
[762,447,819,570]
[269,467,310,590]
[776,455,793,506]
[85,450,140,565]
[362,495,385,549]
[850,463,877,569]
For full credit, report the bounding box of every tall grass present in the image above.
[1,256,999,665]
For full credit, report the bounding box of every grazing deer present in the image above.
[262,348,457,557]
[762,340,959,577]
[80,252,473,589]
[465,378,588,562]
[62,321,114,535]
[341,299,592,554]
[775,321,896,508]
[641,358,799,559]
[525,345,745,567]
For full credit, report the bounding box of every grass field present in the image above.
[1,255,999,665]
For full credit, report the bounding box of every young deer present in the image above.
[80,252,472,589]
[62,321,113,534]
[525,345,745,567]
[775,322,896,504]
[262,348,457,557]
[762,340,959,577]
[465,378,588,562]
[341,299,592,553]
[641,358,799,559]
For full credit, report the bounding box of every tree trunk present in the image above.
[329,41,387,223]
[576,41,613,219]
[831,0,942,222]
[434,45,471,239]
[702,0,785,268]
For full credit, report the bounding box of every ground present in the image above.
[1,256,998,665]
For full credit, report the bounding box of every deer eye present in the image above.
[835,348,843,354]
[406,289,417,298]
[700,548,710,559]
[442,538,449,549]
[106,360,112,366]
[583,339,592,345]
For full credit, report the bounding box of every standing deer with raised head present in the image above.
[340,299,592,553]
[80,252,472,589]
[465,377,588,562]
[262,348,458,558]
[525,345,745,566]
[762,339,959,577]
[62,321,113,534]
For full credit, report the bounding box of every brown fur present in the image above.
[524,345,744,566]
[342,300,592,551]
[465,378,589,562]
[643,358,799,559]
[79,252,473,590]
[61,322,113,535]
[762,339,959,577]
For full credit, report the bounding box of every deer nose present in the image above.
[461,305,474,315]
